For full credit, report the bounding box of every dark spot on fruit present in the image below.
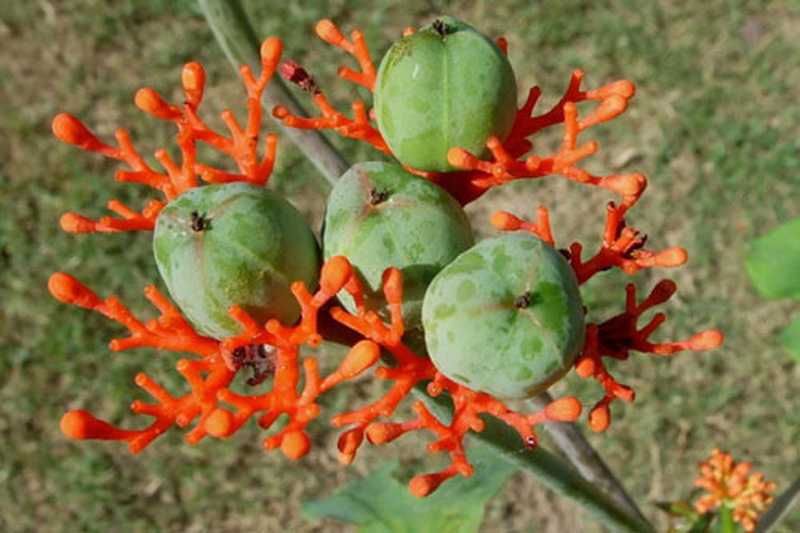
[190,211,210,232]
[231,344,276,386]
[369,187,390,205]
[515,292,534,309]
[525,436,537,449]
[432,18,450,37]
[559,248,571,260]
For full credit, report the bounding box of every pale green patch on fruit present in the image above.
[374,16,518,172]
[422,232,585,399]
[322,161,474,331]
[153,182,320,339]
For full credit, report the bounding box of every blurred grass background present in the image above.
[2,0,799,531]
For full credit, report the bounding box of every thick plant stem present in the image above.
[200,1,653,530]
[198,0,348,189]
[528,392,650,525]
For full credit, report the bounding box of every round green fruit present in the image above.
[322,161,474,331]
[374,16,517,172]
[153,182,320,339]
[422,232,585,399]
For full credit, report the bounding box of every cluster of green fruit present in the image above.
[154,17,585,400]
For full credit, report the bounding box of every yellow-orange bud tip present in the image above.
[689,330,724,351]
[320,256,353,293]
[205,409,235,439]
[181,62,205,93]
[381,268,403,299]
[545,397,582,422]
[315,19,341,42]
[339,341,380,378]
[490,210,518,230]
[48,272,99,308]
[59,213,97,233]
[588,405,610,432]
[52,113,94,146]
[280,431,311,460]
[409,475,437,498]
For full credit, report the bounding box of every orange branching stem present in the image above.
[272,20,388,153]
[694,448,776,532]
[52,38,282,234]
[51,257,381,459]
[325,265,582,497]
[444,70,639,205]
[578,283,723,432]
[492,203,689,285]
[494,207,723,432]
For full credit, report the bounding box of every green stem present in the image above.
[198,0,348,189]
[527,392,650,524]
[199,2,654,531]
[716,506,736,533]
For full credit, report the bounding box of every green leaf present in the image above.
[779,315,800,363]
[755,476,800,533]
[745,218,800,300]
[301,444,516,533]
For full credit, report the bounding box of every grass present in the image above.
[2,0,800,531]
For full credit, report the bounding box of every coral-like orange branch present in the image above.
[444,71,638,204]
[577,282,723,432]
[493,207,722,432]
[324,265,582,496]
[51,258,380,459]
[285,21,642,207]
[491,203,688,284]
[52,38,282,234]
[694,448,776,532]
[273,20,387,152]
[315,19,377,91]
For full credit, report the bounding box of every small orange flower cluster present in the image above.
[51,19,723,496]
[694,448,776,532]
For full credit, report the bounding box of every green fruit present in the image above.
[322,161,474,331]
[374,16,517,172]
[153,182,320,339]
[422,233,585,399]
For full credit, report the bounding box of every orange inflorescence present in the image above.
[53,20,726,498]
[52,38,282,233]
[295,21,723,432]
[694,448,776,532]
[52,256,579,495]
[323,265,582,496]
[51,259,380,457]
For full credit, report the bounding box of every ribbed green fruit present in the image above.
[153,182,320,339]
[322,161,474,331]
[374,16,517,172]
[422,233,585,399]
